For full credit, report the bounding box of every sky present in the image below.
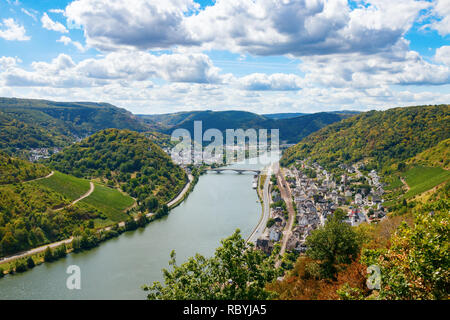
[0,0,449,114]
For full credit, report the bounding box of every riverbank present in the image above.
[0,154,271,299]
[247,161,277,244]
[0,171,199,277]
[167,174,195,209]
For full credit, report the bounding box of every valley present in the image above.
[0,99,448,301]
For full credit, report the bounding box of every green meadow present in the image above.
[32,171,91,201]
[403,166,450,199]
[80,183,134,223]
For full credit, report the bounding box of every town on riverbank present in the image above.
[255,159,386,260]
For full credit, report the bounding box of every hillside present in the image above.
[0,152,137,257]
[262,112,306,119]
[382,141,450,206]
[0,97,148,154]
[262,110,359,120]
[407,138,450,169]
[45,129,187,211]
[0,152,51,184]
[281,105,450,172]
[268,181,449,300]
[138,110,350,143]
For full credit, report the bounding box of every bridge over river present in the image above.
[208,168,261,174]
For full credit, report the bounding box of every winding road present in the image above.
[1,173,194,265]
[55,182,95,211]
[167,174,194,208]
[247,162,277,244]
[26,170,54,182]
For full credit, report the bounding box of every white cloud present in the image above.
[75,51,226,83]
[0,18,30,41]
[427,0,450,36]
[21,8,38,21]
[300,44,450,89]
[238,73,303,91]
[1,51,227,88]
[41,13,68,33]
[57,36,86,52]
[0,56,21,70]
[1,0,449,114]
[65,0,199,51]
[64,0,430,57]
[435,46,450,66]
[49,9,65,14]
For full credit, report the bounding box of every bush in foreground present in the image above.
[143,229,280,300]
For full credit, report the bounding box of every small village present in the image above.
[256,160,386,255]
[28,147,62,162]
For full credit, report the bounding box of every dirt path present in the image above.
[1,174,193,266]
[55,182,95,211]
[26,170,54,183]
[400,177,410,191]
[124,200,138,212]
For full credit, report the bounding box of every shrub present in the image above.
[14,259,27,273]
[26,256,35,269]
[43,247,54,262]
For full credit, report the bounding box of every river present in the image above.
[0,152,279,300]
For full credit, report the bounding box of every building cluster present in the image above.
[28,147,61,162]
[257,160,387,255]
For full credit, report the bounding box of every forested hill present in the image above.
[45,129,187,210]
[281,105,450,172]
[0,97,148,153]
[138,110,350,143]
[407,138,450,170]
[0,152,50,184]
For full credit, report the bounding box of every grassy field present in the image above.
[384,175,403,191]
[403,166,450,199]
[32,171,90,201]
[80,183,134,224]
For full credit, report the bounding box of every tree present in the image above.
[144,196,159,212]
[306,209,361,278]
[43,246,54,262]
[26,256,35,269]
[374,209,449,300]
[143,230,280,300]
[14,259,27,273]
[266,218,275,228]
[155,204,169,218]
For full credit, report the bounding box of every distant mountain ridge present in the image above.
[262,110,359,120]
[0,97,355,154]
[138,110,352,143]
[0,97,148,153]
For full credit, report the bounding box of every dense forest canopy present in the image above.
[0,154,105,257]
[0,152,50,184]
[45,129,187,209]
[281,105,450,172]
[407,138,450,170]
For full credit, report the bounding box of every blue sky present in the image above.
[0,0,449,114]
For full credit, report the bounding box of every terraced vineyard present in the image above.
[403,166,450,199]
[80,183,134,225]
[31,171,91,201]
